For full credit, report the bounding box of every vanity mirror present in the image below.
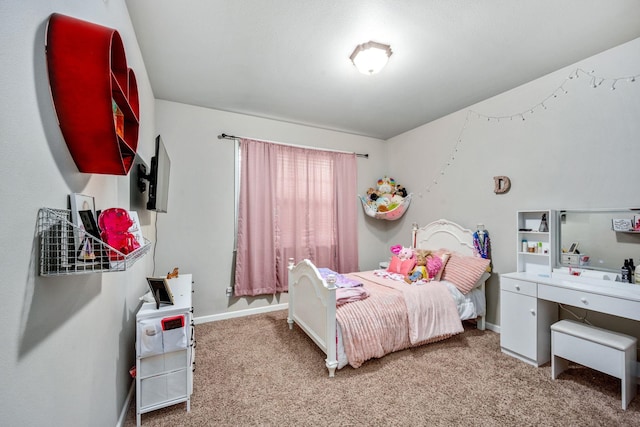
[557,208,640,272]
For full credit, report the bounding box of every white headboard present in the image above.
[411,219,477,256]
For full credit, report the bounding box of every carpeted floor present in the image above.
[125,310,639,426]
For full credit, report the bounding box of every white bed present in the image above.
[287,219,490,377]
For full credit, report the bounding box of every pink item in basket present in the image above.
[98,208,140,258]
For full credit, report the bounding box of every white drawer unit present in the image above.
[561,253,580,266]
[136,274,194,426]
[500,276,537,297]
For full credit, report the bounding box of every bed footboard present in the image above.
[287,259,338,377]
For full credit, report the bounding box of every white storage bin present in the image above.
[140,370,188,408]
[139,350,188,378]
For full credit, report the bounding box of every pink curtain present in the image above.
[234,138,359,296]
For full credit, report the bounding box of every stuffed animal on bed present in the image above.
[404,249,442,283]
[405,249,428,283]
[397,246,415,261]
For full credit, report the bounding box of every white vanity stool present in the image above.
[551,319,637,410]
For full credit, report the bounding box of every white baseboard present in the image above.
[194,303,288,324]
[117,380,135,427]
[485,321,499,333]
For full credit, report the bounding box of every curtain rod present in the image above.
[217,133,369,158]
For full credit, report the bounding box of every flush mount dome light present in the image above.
[350,41,392,75]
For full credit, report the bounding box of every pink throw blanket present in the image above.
[336,287,370,306]
[336,271,463,368]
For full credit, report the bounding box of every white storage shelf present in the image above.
[136,274,194,426]
[37,207,150,276]
[516,210,554,275]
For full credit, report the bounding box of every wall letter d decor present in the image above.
[493,176,511,194]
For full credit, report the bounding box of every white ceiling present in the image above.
[125,0,640,140]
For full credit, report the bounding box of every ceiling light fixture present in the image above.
[350,41,392,75]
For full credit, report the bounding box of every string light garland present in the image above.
[421,67,640,195]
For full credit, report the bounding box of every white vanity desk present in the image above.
[500,270,640,366]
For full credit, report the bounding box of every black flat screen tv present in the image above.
[146,135,171,213]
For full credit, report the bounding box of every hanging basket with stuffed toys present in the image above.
[359,176,412,221]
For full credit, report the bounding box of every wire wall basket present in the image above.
[37,207,151,276]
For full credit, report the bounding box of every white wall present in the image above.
[386,37,640,332]
[0,1,156,425]
[153,101,389,318]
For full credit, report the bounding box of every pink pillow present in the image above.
[440,252,490,294]
[387,255,416,276]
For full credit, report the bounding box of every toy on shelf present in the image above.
[167,267,180,279]
[359,176,411,220]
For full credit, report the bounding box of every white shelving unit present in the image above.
[516,209,555,276]
[136,274,194,426]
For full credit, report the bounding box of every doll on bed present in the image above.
[405,249,442,284]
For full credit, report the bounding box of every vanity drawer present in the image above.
[501,277,537,297]
[538,284,640,321]
[561,253,580,266]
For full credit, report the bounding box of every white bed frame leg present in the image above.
[477,282,486,330]
[477,316,486,331]
[326,360,337,378]
[287,258,295,330]
[324,275,338,378]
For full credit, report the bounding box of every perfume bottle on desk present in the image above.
[620,259,631,283]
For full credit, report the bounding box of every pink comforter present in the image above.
[336,271,463,368]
